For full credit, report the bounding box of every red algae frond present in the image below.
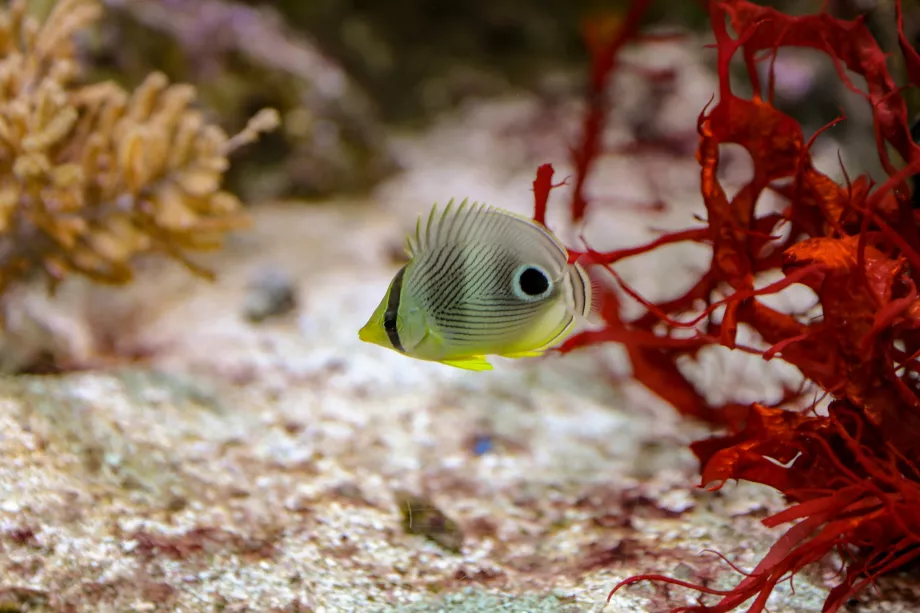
[532,0,920,610]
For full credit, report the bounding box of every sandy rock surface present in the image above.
[1,44,919,612]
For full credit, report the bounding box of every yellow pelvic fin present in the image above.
[440,356,493,371]
[499,349,545,359]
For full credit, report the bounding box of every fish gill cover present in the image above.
[534,0,920,610]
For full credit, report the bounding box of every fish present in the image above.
[358,199,601,371]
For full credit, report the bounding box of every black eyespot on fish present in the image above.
[513,264,552,300]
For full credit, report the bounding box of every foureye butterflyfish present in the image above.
[358,199,601,371]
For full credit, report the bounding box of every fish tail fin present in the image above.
[568,253,615,328]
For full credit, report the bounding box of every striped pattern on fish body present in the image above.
[358,199,599,371]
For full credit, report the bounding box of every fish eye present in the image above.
[512,264,552,301]
[384,308,399,332]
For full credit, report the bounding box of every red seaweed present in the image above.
[534,0,920,610]
[570,0,656,222]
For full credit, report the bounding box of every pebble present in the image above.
[242,266,299,322]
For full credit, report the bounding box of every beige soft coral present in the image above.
[0,0,278,299]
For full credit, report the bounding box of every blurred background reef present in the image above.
[13,0,918,205]
[35,0,719,202]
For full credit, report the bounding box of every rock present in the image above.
[242,266,299,323]
[396,490,465,553]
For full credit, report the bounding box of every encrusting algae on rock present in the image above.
[0,0,279,302]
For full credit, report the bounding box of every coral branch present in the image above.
[531,163,564,227]
[0,0,278,306]
[569,0,654,222]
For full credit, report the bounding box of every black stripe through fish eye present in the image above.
[384,265,407,353]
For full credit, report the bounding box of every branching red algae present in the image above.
[533,0,920,610]
[569,0,655,223]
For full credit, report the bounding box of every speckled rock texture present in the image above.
[1,37,919,613]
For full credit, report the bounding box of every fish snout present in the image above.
[358,320,388,347]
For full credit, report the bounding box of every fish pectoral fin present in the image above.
[440,356,493,371]
[499,349,545,359]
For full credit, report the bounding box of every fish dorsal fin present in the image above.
[406,198,569,268]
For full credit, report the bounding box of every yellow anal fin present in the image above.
[440,356,493,371]
[499,349,544,359]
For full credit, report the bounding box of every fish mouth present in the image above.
[358,320,385,346]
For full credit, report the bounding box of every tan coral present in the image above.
[0,0,279,300]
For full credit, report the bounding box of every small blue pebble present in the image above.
[472,435,493,456]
